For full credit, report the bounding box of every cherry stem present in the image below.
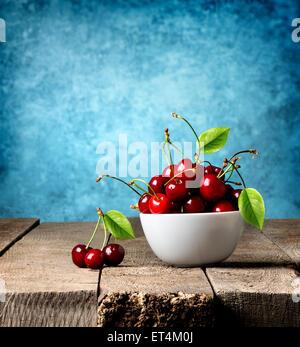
[172,113,199,143]
[196,158,214,170]
[164,128,174,175]
[195,156,210,167]
[169,141,186,158]
[130,178,159,200]
[203,160,213,168]
[218,162,233,179]
[164,129,177,178]
[166,141,175,176]
[194,154,201,165]
[227,160,246,189]
[86,215,101,249]
[101,217,108,251]
[164,167,196,186]
[162,141,170,166]
[227,180,242,186]
[97,175,142,197]
[228,150,257,163]
[172,113,202,158]
[218,150,255,180]
[131,182,152,196]
[224,167,234,182]
[165,128,186,158]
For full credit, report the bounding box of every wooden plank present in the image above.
[98,266,215,327]
[0,218,40,256]
[262,219,300,268]
[0,221,105,327]
[98,229,215,327]
[206,267,300,327]
[1,218,298,327]
[211,223,295,267]
[206,220,300,327]
[0,291,96,327]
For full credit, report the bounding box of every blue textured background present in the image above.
[0,0,299,222]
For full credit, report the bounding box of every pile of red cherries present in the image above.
[138,158,241,214]
[72,242,125,269]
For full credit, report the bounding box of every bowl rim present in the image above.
[140,210,241,217]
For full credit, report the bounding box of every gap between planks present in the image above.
[262,219,300,271]
[203,220,300,327]
[0,218,40,257]
[96,218,215,327]
[96,219,300,327]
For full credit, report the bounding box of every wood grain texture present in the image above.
[0,291,96,327]
[206,221,300,327]
[206,267,300,327]
[98,227,215,327]
[262,219,300,268]
[0,218,39,256]
[211,223,294,267]
[0,221,106,327]
[1,218,299,327]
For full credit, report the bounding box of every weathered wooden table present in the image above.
[0,218,299,327]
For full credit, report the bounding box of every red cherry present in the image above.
[204,201,215,212]
[103,243,125,266]
[183,196,205,213]
[170,200,182,213]
[175,159,195,181]
[71,244,91,268]
[188,163,204,191]
[190,187,201,196]
[193,163,204,180]
[138,193,151,214]
[165,179,189,202]
[148,175,167,194]
[213,200,235,212]
[85,249,105,269]
[162,165,176,179]
[149,193,171,214]
[230,189,242,208]
[225,184,234,198]
[204,165,225,181]
[200,174,226,202]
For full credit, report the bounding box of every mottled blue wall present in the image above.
[0,0,299,222]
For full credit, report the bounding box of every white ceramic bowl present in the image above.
[140,211,244,267]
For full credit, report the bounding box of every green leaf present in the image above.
[104,210,135,239]
[238,188,265,230]
[198,127,230,154]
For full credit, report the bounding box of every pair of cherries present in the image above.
[72,243,125,269]
[138,158,242,214]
